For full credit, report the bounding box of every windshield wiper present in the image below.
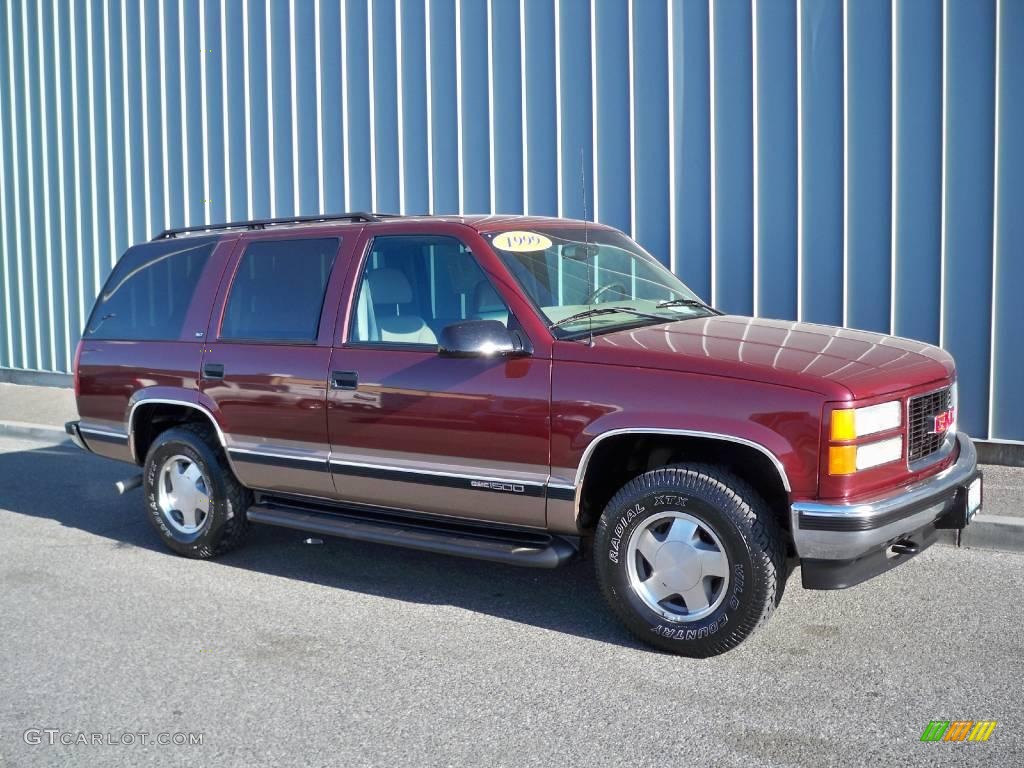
[85,313,116,335]
[655,297,713,310]
[549,306,668,330]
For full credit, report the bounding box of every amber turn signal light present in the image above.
[830,409,856,441]
[828,445,857,475]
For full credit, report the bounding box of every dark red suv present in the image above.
[67,212,982,656]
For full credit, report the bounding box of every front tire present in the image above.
[143,423,251,558]
[594,464,785,656]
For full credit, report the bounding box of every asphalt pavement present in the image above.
[0,433,1022,767]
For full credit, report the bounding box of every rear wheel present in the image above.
[594,463,785,656]
[143,423,250,558]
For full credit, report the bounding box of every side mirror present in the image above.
[438,320,527,358]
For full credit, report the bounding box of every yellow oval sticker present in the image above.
[492,231,553,252]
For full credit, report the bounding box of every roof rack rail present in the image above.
[153,212,400,240]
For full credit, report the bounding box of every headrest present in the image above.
[473,280,505,313]
[366,268,412,305]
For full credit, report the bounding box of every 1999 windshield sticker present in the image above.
[492,231,553,252]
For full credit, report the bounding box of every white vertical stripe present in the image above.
[104,0,119,259]
[139,1,153,240]
[289,0,300,215]
[519,0,529,214]
[938,0,948,348]
[158,1,171,228]
[842,0,849,327]
[988,0,1002,438]
[668,0,676,273]
[341,1,351,208]
[454,0,464,213]
[266,0,277,217]
[751,0,759,313]
[626,0,636,238]
[423,0,433,213]
[795,0,803,321]
[0,5,12,364]
[69,0,85,336]
[37,0,56,368]
[84,0,100,301]
[589,0,598,222]
[395,0,406,214]
[367,0,377,211]
[314,0,325,213]
[200,1,211,225]
[554,0,563,217]
[179,4,191,226]
[221,0,231,221]
[9,0,30,367]
[486,0,496,213]
[243,3,254,218]
[15,0,39,368]
[889,0,898,335]
[55,0,72,369]
[709,0,718,306]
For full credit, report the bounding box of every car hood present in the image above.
[555,315,955,400]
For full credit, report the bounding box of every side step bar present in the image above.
[247,499,579,569]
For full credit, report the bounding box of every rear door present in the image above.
[199,234,351,497]
[325,229,551,528]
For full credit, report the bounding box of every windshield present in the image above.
[485,227,714,338]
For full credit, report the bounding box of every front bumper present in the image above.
[792,434,981,589]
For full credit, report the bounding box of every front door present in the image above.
[200,234,349,498]
[326,233,551,528]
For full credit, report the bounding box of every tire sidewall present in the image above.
[144,429,232,557]
[596,474,765,648]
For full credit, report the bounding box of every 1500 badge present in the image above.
[470,480,525,494]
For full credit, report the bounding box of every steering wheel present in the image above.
[586,282,628,304]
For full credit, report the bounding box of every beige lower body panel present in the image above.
[79,419,134,464]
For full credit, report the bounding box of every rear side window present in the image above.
[220,238,339,342]
[84,237,217,340]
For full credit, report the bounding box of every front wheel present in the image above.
[594,464,785,656]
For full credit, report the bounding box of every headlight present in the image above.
[829,436,904,475]
[830,400,902,440]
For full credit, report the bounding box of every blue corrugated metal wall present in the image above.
[0,0,1021,441]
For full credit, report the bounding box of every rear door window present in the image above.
[84,237,217,341]
[220,238,339,342]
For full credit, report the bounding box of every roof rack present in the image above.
[153,212,401,240]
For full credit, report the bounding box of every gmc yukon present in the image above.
[66,212,982,656]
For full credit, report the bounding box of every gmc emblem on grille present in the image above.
[931,408,955,434]
[470,480,526,494]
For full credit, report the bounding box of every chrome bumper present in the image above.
[791,434,978,561]
[65,420,89,452]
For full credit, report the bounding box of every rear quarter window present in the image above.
[84,237,217,341]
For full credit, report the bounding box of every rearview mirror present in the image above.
[438,320,526,358]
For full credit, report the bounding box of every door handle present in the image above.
[331,370,358,390]
[203,362,225,380]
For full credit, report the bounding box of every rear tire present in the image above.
[143,423,251,558]
[594,463,785,656]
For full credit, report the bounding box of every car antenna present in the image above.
[581,146,594,347]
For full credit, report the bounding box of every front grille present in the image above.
[907,386,953,463]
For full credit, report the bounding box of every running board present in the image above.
[246,498,579,569]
